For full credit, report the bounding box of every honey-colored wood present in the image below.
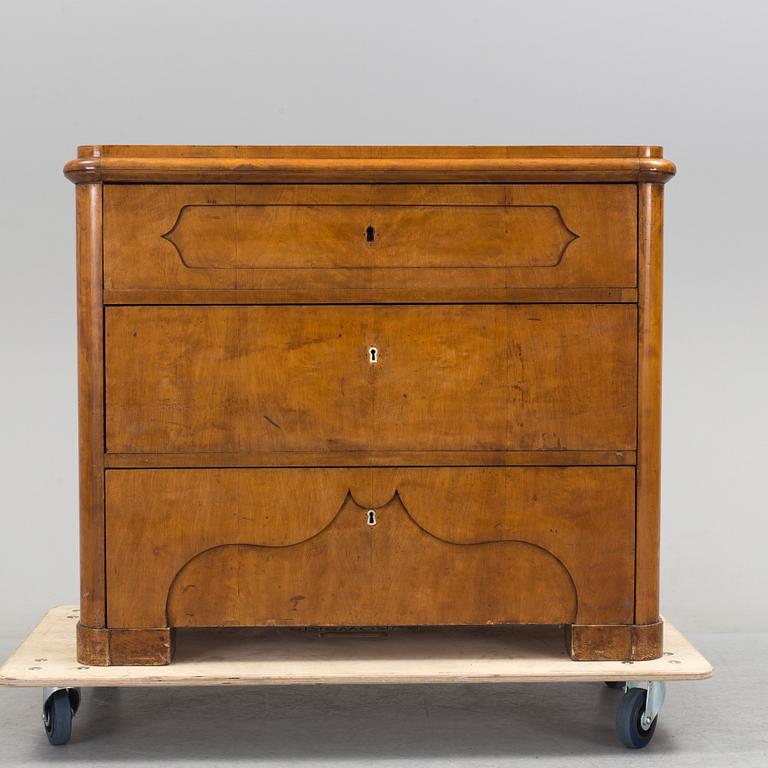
[65,156,674,186]
[64,144,676,184]
[103,449,636,469]
[77,623,173,666]
[104,467,634,630]
[0,607,712,687]
[103,287,638,305]
[166,202,577,269]
[104,304,637,456]
[103,184,637,300]
[635,183,664,625]
[64,145,674,665]
[566,620,664,662]
[75,183,106,630]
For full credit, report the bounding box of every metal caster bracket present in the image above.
[626,680,666,730]
[42,686,80,715]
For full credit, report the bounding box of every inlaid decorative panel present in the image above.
[105,467,635,628]
[103,184,637,299]
[162,203,578,269]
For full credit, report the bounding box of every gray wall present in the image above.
[1,0,765,640]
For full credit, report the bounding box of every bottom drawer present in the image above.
[105,467,635,629]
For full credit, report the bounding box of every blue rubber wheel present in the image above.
[616,687,657,749]
[66,688,81,715]
[43,690,73,746]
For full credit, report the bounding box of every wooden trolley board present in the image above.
[1,606,711,687]
[0,606,713,748]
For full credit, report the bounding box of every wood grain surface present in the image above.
[635,183,665,625]
[64,145,676,184]
[77,623,173,666]
[105,304,637,456]
[64,145,673,664]
[103,449,636,469]
[75,183,106,630]
[104,467,634,629]
[103,184,637,299]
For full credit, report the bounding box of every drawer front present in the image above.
[105,467,635,628]
[103,184,636,301]
[105,304,637,455]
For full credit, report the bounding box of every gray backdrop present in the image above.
[1,0,766,642]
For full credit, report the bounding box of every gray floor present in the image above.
[0,632,765,767]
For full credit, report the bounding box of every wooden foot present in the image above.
[77,623,175,666]
[565,619,663,661]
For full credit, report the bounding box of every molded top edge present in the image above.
[65,146,675,184]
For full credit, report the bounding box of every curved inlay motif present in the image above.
[165,490,578,628]
[161,204,579,270]
[105,467,635,631]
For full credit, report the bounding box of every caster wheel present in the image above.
[616,687,657,749]
[604,681,624,689]
[68,688,81,715]
[42,689,76,746]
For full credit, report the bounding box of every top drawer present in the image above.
[103,184,637,303]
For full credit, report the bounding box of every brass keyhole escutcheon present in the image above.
[368,346,378,364]
[367,510,377,526]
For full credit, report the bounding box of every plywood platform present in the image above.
[0,606,712,688]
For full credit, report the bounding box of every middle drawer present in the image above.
[105,304,636,456]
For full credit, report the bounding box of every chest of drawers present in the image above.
[64,145,675,665]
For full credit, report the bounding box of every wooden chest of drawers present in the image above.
[64,145,675,665]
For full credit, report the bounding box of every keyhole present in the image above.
[368,346,378,364]
[367,510,377,526]
[366,225,375,243]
